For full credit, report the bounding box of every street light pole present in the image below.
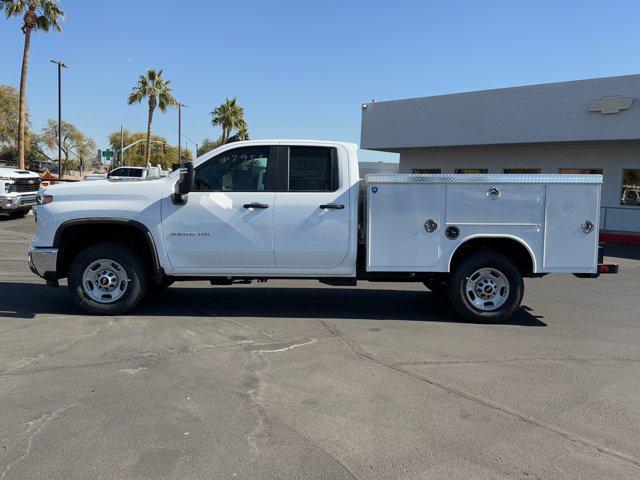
[50,60,67,179]
[178,103,187,162]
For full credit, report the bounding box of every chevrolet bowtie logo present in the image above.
[589,96,634,114]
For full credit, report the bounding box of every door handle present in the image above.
[243,202,269,209]
[319,203,345,210]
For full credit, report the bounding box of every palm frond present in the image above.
[39,0,64,32]
[2,1,28,18]
[35,14,50,31]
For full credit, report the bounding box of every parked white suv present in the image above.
[28,140,616,321]
[84,165,169,182]
[0,165,41,217]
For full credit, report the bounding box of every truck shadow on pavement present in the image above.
[0,282,546,327]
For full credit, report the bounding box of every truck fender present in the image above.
[446,234,537,273]
[53,218,165,284]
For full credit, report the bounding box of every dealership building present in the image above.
[361,74,640,240]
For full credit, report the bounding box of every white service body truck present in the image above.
[28,140,616,321]
[0,166,41,217]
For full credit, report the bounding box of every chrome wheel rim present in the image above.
[82,259,128,304]
[465,268,510,311]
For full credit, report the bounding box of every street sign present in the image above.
[102,149,114,159]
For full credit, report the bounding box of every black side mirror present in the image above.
[172,162,194,204]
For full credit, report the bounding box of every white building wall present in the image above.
[399,145,640,233]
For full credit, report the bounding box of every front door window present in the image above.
[194,146,271,192]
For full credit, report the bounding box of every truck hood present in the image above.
[42,177,170,197]
[0,167,39,179]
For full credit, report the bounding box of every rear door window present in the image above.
[288,147,338,192]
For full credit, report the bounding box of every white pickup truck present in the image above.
[29,140,616,321]
[0,166,41,217]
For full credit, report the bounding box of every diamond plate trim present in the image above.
[365,173,603,184]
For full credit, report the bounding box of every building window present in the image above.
[412,168,441,174]
[558,168,603,175]
[455,168,488,174]
[621,169,640,206]
[503,168,541,174]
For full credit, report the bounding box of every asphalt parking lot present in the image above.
[1,215,639,479]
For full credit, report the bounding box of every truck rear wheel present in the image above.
[448,252,523,322]
[68,242,148,315]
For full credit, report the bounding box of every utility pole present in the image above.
[120,125,124,166]
[50,60,67,179]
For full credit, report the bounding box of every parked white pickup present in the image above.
[28,140,616,321]
[0,166,41,217]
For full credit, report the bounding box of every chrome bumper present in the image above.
[28,246,58,283]
[0,194,37,210]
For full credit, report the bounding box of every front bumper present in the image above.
[28,246,59,283]
[0,193,37,210]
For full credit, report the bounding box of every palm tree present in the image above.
[211,98,246,144]
[1,0,64,169]
[127,69,178,164]
[236,121,249,141]
[227,121,249,143]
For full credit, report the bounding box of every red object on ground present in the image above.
[600,231,640,246]
[41,171,56,186]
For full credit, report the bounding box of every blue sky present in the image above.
[1,0,640,163]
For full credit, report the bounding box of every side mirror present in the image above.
[172,162,194,204]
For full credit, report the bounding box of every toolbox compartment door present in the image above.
[543,184,600,271]
[367,183,445,271]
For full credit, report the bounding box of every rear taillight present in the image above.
[598,263,619,274]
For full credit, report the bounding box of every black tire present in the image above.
[68,242,148,315]
[447,251,524,323]
[7,208,31,218]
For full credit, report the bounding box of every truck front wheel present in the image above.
[68,242,148,315]
[7,207,31,218]
[448,252,523,322]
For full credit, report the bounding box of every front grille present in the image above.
[8,178,41,193]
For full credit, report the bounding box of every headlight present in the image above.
[2,178,14,193]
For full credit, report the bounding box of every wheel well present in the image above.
[449,237,534,276]
[55,222,159,281]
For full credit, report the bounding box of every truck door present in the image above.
[161,145,278,272]
[272,145,351,269]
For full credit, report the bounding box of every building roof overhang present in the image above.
[361,74,640,152]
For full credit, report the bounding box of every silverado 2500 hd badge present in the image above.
[170,232,211,237]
